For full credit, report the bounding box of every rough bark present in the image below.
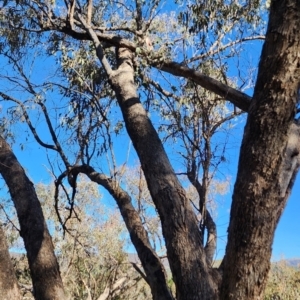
[108,47,217,299]
[221,1,300,299]
[70,165,173,300]
[0,224,21,300]
[0,136,66,300]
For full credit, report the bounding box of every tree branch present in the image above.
[68,164,173,300]
[158,61,251,112]
[0,92,57,151]
[187,35,265,63]
[77,14,113,76]
[41,18,252,111]
[87,0,93,25]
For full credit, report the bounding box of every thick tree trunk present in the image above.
[70,165,173,300]
[108,48,218,299]
[0,136,66,300]
[221,1,300,299]
[0,224,21,300]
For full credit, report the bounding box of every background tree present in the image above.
[1,176,153,299]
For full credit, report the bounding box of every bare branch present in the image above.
[87,0,93,25]
[0,204,20,232]
[0,92,57,151]
[187,35,265,64]
[37,101,70,168]
[68,0,76,30]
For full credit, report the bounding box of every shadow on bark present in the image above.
[0,136,66,300]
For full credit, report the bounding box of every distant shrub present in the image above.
[264,260,300,299]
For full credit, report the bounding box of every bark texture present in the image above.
[221,1,300,299]
[108,47,217,299]
[70,165,173,300]
[0,224,21,300]
[0,136,66,300]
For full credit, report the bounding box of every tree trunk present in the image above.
[221,1,300,299]
[0,224,21,300]
[109,47,218,299]
[70,165,173,300]
[0,136,66,300]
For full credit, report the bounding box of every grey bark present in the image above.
[108,47,217,299]
[0,136,66,300]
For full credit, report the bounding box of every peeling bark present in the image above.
[221,1,300,299]
[0,224,21,300]
[0,136,66,300]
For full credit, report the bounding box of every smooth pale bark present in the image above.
[0,136,66,300]
[107,47,218,299]
[221,1,300,299]
[69,165,173,300]
[0,224,21,300]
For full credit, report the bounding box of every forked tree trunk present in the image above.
[0,224,21,300]
[0,136,66,300]
[108,48,218,299]
[221,1,300,299]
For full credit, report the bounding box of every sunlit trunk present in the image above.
[221,1,300,298]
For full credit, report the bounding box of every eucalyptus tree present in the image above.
[0,0,299,300]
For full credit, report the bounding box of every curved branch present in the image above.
[0,92,57,151]
[68,164,173,300]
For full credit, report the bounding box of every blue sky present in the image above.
[0,1,299,261]
[12,114,300,261]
